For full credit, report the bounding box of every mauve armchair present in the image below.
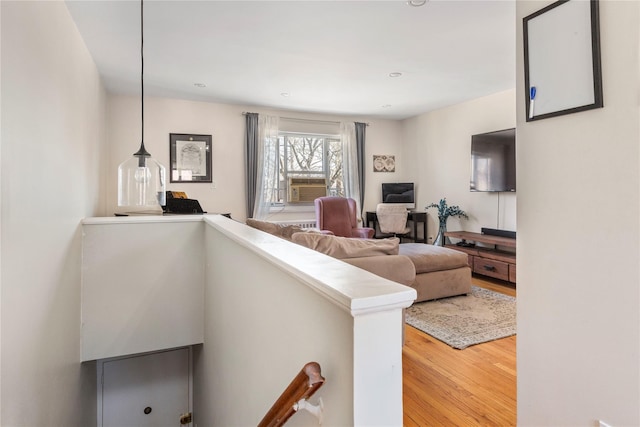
[314,196,374,239]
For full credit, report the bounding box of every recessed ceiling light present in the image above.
[280,92,290,97]
[194,83,206,88]
[407,0,427,6]
[389,72,402,78]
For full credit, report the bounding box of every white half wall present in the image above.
[516,1,640,425]
[402,89,517,241]
[81,217,205,362]
[1,1,107,425]
[195,216,415,426]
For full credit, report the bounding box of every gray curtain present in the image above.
[355,122,366,214]
[245,112,259,218]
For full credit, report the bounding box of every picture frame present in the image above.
[169,133,212,183]
[373,155,395,172]
[523,0,603,122]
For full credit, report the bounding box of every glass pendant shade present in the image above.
[117,147,166,214]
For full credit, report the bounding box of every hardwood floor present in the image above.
[403,276,517,426]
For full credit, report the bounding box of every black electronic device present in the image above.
[381,182,415,209]
[163,191,205,214]
[481,227,516,239]
[470,128,516,192]
[456,240,476,248]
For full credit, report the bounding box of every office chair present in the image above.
[376,203,411,239]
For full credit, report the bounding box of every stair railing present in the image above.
[258,361,325,427]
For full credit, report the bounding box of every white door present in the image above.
[100,347,191,427]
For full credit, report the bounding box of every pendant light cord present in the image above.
[134,0,150,162]
[140,0,144,150]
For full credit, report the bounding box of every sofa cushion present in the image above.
[291,232,399,259]
[246,218,305,241]
[343,255,416,286]
[398,243,468,274]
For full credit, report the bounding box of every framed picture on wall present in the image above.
[373,155,395,172]
[523,0,603,121]
[169,133,212,183]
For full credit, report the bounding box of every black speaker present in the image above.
[481,228,516,239]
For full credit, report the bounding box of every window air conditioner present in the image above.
[288,178,327,203]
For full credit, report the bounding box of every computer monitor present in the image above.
[381,182,415,209]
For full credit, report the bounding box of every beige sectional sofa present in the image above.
[246,219,471,302]
[290,231,417,286]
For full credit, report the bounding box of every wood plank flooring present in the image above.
[403,276,517,426]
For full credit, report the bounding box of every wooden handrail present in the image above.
[258,362,325,427]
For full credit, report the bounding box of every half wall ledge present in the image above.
[203,214,418,317]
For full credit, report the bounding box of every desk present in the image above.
[365,211,427,243]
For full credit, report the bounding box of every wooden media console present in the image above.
[444,230,516,283]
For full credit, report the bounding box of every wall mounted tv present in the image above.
[381,182,415,209]
[470,128,516,192]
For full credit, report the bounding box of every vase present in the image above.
[433,217,451,246]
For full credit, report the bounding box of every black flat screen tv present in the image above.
[470,128,516,192]
[381,182,415,209]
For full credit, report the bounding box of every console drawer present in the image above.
[473,257,509,281]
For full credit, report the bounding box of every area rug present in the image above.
[405,286,516,350]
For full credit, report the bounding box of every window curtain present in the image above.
[252,115,280,220]
[244,112,259,218]
[354,122,366,213]
[340,122,363,219]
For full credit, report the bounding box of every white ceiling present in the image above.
[65,0,516,120]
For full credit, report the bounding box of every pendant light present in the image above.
[117,0,166,214]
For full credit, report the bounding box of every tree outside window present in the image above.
[272,133,343,205]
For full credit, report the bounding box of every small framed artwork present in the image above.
[373,155,395,172]
[523,0,603,121]
[169,133,212,183]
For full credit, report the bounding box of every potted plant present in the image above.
[426,198,468,246]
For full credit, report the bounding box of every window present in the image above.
[272,132,343,205]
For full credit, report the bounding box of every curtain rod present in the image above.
[242,112,369,126]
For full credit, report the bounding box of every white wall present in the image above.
[1,1,107,426]
[81,218,205,362]
[516,1,639,425]
[107,95,406,222]
[195,216,414,426]
[402,90,516,241]
[107,96,246,218]
[361,119,408,212]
